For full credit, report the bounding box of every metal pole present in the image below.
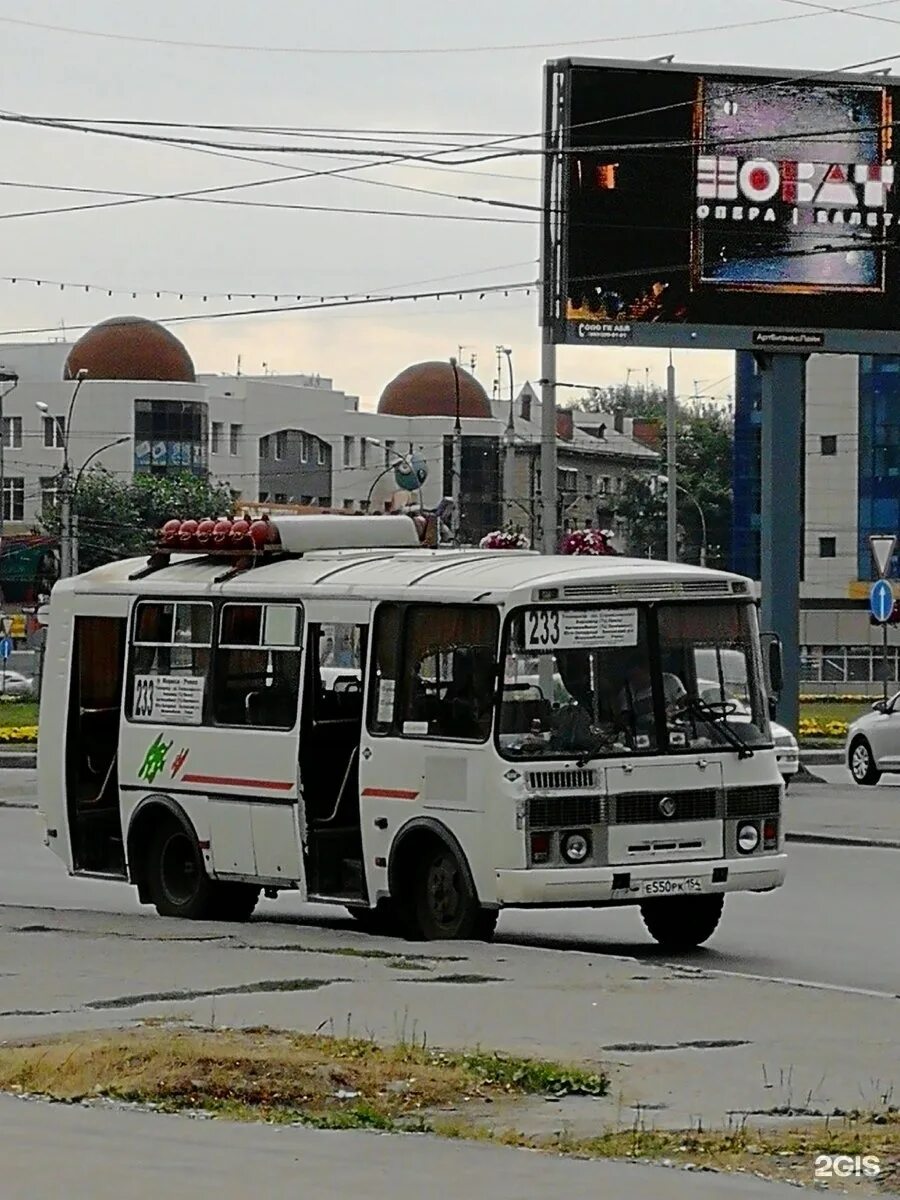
[759,352,806,735]
[59,471,72,579]
[681,486,708,567]
[502,349,516,528]
[450,358,462,543]
[540,339,557,553]
[666,354,677,561]
[883,619,889,707]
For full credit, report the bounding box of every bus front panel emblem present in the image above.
[659,796,677,819]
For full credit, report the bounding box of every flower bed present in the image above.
[0,725,37,744]
[799,718,847,741]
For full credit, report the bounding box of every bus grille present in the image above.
[725,785,782,818]
[528,795,606,828]
[612,788,719,824]
[526,769,597,791]
[560,580,733,601]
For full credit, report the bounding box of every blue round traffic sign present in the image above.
[870,578,894,623]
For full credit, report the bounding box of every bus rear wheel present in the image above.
[640,893,724,950]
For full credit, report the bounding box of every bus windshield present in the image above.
[498,602,770,760]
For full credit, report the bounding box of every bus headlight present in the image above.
[737,823,760,854]
[561,831,591,864]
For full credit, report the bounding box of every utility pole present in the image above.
[498,347,516,527]
[666,352,678,562]
[449,357,463,543]
[540,339,557,553]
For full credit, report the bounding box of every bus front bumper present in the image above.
[494,853,787,907]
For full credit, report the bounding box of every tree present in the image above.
[42,470,235,574]
[573,384,733,567]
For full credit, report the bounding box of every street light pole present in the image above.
[657,474,707,566]
[449,357,462,543]
[498,347,516,527]
[46,369,88,579]
[666,353,678,562]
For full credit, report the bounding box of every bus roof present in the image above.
[56,548,752,606]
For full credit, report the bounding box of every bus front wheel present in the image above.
[639,893,724,950]
[145,817,258,921]
[409,841,485,941]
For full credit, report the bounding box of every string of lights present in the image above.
[0,279,538,339]
[0,257,538,306]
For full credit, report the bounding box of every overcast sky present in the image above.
[1,0,898,407]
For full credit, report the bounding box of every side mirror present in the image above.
[873,700,887,713]
[761,633,784,697]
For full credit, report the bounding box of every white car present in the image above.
[696,682,798,786]
[0,669,34,697]
[771,721,799,786]
[845,693,900,785]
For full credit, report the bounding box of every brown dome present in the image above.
[64,316,195,383]
[378,361,491,419]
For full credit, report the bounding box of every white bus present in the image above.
[37,514,786,948]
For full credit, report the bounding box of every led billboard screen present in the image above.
[544,59,900,351]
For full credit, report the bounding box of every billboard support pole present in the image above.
[757,352,807,735]
[666,355,677,562]
[540,337,558,554]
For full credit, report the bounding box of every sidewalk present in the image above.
[786,770,900,849]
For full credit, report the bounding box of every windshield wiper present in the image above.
[675,697,754,759]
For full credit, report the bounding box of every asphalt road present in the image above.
[0,1096,805,1200]
[1,774,897,996]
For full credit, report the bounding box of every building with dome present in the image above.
[0,327,657,601]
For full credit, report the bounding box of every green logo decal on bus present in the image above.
[138,733,173,785]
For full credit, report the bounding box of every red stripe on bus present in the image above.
[361,787,419,801]
[182,773,294,792]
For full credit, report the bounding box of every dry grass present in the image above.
[0,1027,896,1189]
[0,1027,607,1128]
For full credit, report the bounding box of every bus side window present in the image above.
[399,605,499,742]
[130,601,212,719]
[212,603,302,729]
[367,603,402,735]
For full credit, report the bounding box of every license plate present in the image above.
[641,876,704,897]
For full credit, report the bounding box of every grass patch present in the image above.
[0,1027,608,1127]
[0,700,38,728]
[800,701,870,726]
[0,1028,896,1186]
[436,1117,900,1187]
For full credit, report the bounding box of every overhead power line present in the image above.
[0,2,894,55]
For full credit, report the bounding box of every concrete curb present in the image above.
[0,751,36,769]
[799,749,844,764]
[786,831,900,850]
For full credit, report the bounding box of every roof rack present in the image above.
[128,511,421,581]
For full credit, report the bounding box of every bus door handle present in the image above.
[696,759,709,770]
